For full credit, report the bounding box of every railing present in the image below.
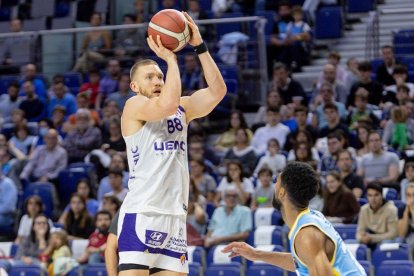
[365,10,379,61]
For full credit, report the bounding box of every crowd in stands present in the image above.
[0,0,414,274]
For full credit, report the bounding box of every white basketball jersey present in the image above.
[122,106,189,216]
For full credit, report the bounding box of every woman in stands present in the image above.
[63,194,94,240]
[102,116,126,157]
[356,123,371,157]
[291,141,318,170]
[190,158,217,202]
[9,123,36,159]
[287,130,320,162]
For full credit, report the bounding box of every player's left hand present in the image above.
[182,12,203,47]
[222,242,259,261]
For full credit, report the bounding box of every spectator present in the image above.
[398,183,414,248]
[356,124,371,157]
[181,53,201,93]
[72,13,111,73]
[19,80,46,122]
[270,63,306,105]
[47,80,77,118]
[190,159,217,202]
[312,82,347,130]
[317,52,348,86]
[383,64,414,103]
[0,81,22,124]
[63,108,102,163]
[187,0,209,36]
[309,185,324,212]
[101,169,128,204]
[212,0,242,17]
[344,57,360,92]
[100,99,121,136]
[19,64,47,101]
[251,107,290,155]
[376,45,398,86]
[34,119,58,147]
[101,195,121,217]
[401,163,414,203]
[97,59,121,108]
[100,116,126,157]
[205,186,252,248]
[9,123,36,157]
[320,132,343,177]
[222,128,257,175]
[285,107,317,151]
[250,167,274,210]
[107,74,135,111]
[253,89,288,127]
[318,103,350,138]
[214,111,253,152]
[316,64,348,104]
[189,137,220,167]
[0,168,17,229]
[20,129,67,183]
[105,210,119,276]
[358,131,399,187]
[58,179,99,224]
[357,183,398,247]
[346,88,380,130]
[187,180,208,246]
[97,153,129,201]
[51,105,66,136]
[291,141,318,170]
[254,138,286,176]
[46,74,67,99]
[347,61,384,107]
[287,129,320,162]
[114,14,145,58]
[79,70,101,108]
[0,146,19,184]
[382,106,414,151]
[322,172,360,224]
[42,230,72,275]
[395,84,410,107]
[337,150,364,199]
[64,194,95,239]
[65,93,100,133]
[216,160,254,206]
[133,0,149,23]
[77,211,112,264]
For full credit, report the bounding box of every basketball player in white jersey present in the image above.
[117,12,226,276]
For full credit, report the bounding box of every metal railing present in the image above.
[365,10,380,61]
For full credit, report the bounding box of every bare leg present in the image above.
[152,271,187,276]
[119,270,149,276]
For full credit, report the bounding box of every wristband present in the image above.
[193,42,208,55]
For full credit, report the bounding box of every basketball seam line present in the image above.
[148,22,188,43]
[162,11,186,36]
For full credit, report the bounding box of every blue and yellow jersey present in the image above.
[288,209,366,276]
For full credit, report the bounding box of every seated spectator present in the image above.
[215,160,254,206]
[181,53,201,93]
[357,183,398,248]
[101,195,121,217]
[250,168,274,211]
[254,138,286,176]
[72,13,111,73]
[51,105,66,136]
[0,214,50,271]
[114,14,145,58]
[347,89,380,130]
[382,106,414,151]
[19,80,46,122]
[319,132,343,178]
[42,230,72,275]
[20,129,67,183]
[358,131,399,187]
[205,186,252,248]
[395,84,410,107]
[77,211,112,264]
[97,153,129,201]
[252,107,290,155]
[376,45,399,86]
[285,107,317,151]
[318,103,350,139]
[287,130,320,162]
[107,74,135,111]
[214,111,253,152]
[101,116,126,157]
[315,64,348,104]
[317,52,348,87]
[189,137,220,167]
[0,146,19,187]
[383,64,414,102]
[344,57,360,92]
[79,70,101,108]
[0,169,17,229]
[19,64,47,101]
[64,93,100,134]
[322,172,359,224]
[96,59,121,108]
[0,81,22,124]
[401,162,414,203]
[398,183,414,248]
[309,186,324,212]
[290,141,318,170]
[222,128,257,175]
[59,179,99,224]
[9,123,36,158]
[187,184,207,246]
[101,169,128,204]
[337,150,364,199]
[253,90,288,128]
[64,194,95,239]
[47,80,77,118]
[356,124,371,157]
[270,62,306,105]
[63,109,102,163]
[100,100,121,136]
[46,74,67,99]
[190,159,217,202]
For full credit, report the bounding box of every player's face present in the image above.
[131,65,164,98]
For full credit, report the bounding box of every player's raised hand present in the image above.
[147,35,176,62]
[182,12,203,47]
[222,242,259,261]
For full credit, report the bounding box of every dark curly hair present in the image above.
[280,162,320,209]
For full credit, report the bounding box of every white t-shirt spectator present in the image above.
[17,214,53,238]
[252,124,290,155]
[217,177,254,205]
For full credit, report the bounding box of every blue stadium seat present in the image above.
[345,243,370,261]
[23,183,54,218]
[63,72,82,91]
[395,46,414,56]
[0,75,18,94]
[9,265,42,276]
[1,0,19,7]
[402,57,414,71]
[347,0,373,13]
[205,263,241,276]
[83,263,107,276]
[55,1,70,17]
[409,71,414,83]
[248,225,283,247]
[205,202,215,219]
[207,245,241,265]
[385,188,398,200]
[372,243,412,268]
[225,79,238,94]
[220,66,238,80]
[315,7,342,39]
[199,0,212,11]
[58,168,90,206]
[187,246,205,266]
[358,198,368,207]
[216,12,243,39]
[0,242,17,259]
[393,200,405,210]
[0,6,11,21]
[246,264,283,276]
[253,208,282,228]
[334,224,357,241]
[394,33,414,45]
[67,267,79,276]
[189,262,202,276]
[358,260,372,275]
[376,260,414,276]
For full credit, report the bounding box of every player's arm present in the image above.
[222,242,296,272]
[295,226,335,276]
[105,233,118,276]
[124,35,181,122]
[181,12,227,123]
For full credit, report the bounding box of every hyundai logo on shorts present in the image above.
[146,230,168,246]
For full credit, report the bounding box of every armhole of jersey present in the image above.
[292,223,338,269]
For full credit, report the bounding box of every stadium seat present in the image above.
[55,0,70,17]
[58,168,90,206]
[8,265,42,276]
[315,7,342,39]
[198,0,212,11]
[334,224,357,241]
[189,262,202,276]
[0,75,18,95]
[225,79,238,94]
[67,267,79,276]
[346,243,370,261]
[207,245,241,265]
[372,243,412,268]
[52,17,74,29]
[246,264,283,276]
[220,65,238,80]
[358,198,368,207]
[0,242,13,258]
[385,188,398,200]
[22,17,47,31]
[376,260,414,276]
[205,263,241,276]
[70,239,89,260]
[1,0,19,7]
[31,0,55,18]
[0,6,11,21]
[392,200,405,210]
[358,260,373,275]
[83,263,107,276]
[254,208,282,228]
[347,0,373,13]
[63,72,82,92]
[23,183,55,218]
[216,12,243,39]
[249,225,283,247]
[187,246,205,266]
[402,57,414,71]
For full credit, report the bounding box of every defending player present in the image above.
[118,12,226,276]
[223,162,366,276]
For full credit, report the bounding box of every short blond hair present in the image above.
[130,59,158,81]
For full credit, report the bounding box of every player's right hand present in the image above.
[222,242,259,261]
[147,35,176,62]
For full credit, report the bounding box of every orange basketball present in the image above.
[148,9,191,52]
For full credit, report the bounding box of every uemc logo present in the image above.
[145,230,167,246]
[154,140,186,152]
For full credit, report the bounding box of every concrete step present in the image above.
[352,21,414,31]
[379,3,414,9]
[385,0,414,4]
[335,43,367,51]
[361,13,414,23]
[344,28,400,37]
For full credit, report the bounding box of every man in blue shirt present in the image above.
[47,80,77,118]
[0,171,17,229]
[19,64,47,101]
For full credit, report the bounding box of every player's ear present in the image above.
[279,186,287,200]
[130,81,138,92]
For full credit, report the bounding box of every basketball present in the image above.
[148,9,191,53]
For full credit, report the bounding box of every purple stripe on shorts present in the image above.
[118,213,188,260]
